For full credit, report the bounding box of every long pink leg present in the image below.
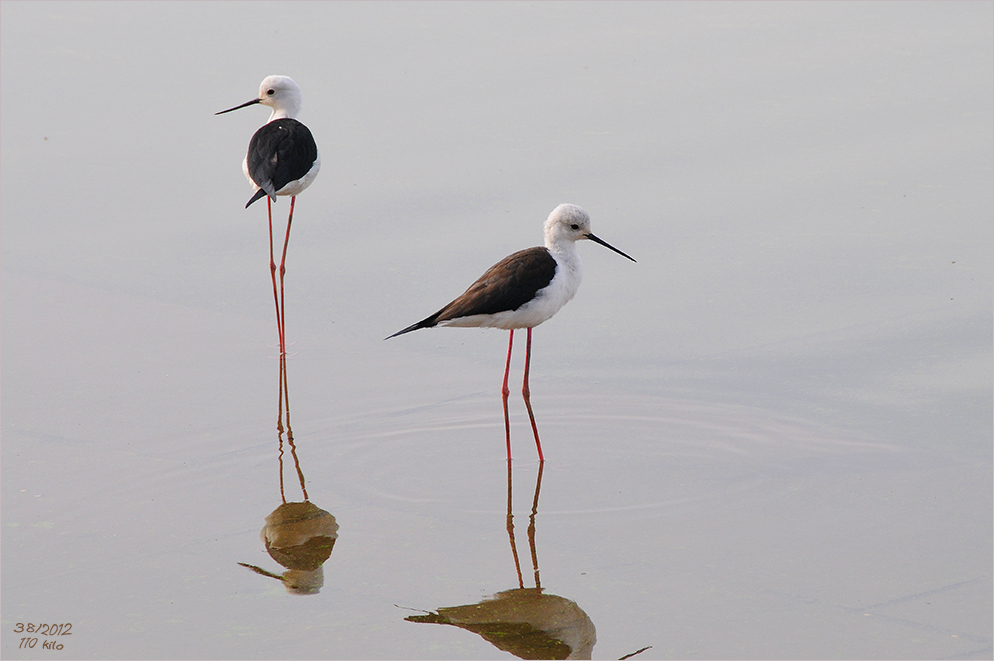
[521,327,544,462]
[277,196,296,355]
[268,197,284,354]
[502,329,514,460]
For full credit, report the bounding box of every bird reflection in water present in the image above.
[239,354,338,595]
[406,462,596,659]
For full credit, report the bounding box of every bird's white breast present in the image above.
[526,248,582,322]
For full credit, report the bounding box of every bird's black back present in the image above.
[245,118,318,206]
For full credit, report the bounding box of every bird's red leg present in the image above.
[522,327,544,462]
[268,196,284,354]
[502,329,514,461]
[278,196,295,355]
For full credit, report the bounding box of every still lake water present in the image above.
[2,2,991,659]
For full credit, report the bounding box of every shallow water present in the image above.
[2,2,992,659]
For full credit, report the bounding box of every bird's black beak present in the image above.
[586,233,637,262]
[215,98,262,115]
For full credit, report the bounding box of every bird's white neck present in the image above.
[266,97,301,122]
[547,239,580,263]
[549,243,583,295]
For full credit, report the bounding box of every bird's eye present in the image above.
[571,224,580,230]
[267,89,275,96]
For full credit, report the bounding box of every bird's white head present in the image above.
[544,203,592,248]
[256,75,303,121]
[216,75,304,122]
[544,203,637,262]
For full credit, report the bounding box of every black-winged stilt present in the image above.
[386,203,636,462]
[216,75,320,355]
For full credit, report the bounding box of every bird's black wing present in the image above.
[245,118,318,207]
[438,247,557,319]
[386,247,557,338]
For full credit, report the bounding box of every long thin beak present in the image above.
[586,233,637,262]
[215,97,261,115]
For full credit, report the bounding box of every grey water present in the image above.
[2,2,991,658]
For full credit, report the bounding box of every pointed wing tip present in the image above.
[245,189,273,208]
[384,325,417,340]
[386,317,439,340]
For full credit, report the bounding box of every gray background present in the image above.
[2,2,991,658]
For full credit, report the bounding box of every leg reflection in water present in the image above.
[238,354,337,595]
[406,461,597,659]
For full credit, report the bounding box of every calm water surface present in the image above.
[2,2,991,659]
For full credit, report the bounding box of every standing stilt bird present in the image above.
[216,75,320,356]
[386,204,636,462]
